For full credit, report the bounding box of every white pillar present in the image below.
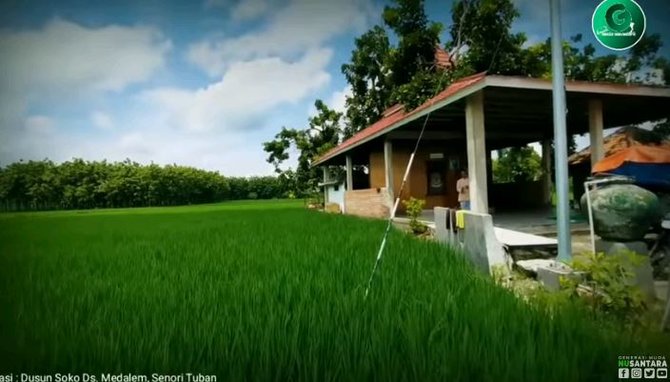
[465,90,488,214]
[542,140,553,206]
[322,167,328,204]
[589,99,604,168]
[384,140,394,202]
[345,155,353,191]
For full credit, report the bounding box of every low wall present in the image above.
[344,188,390,219]
[325,183,345,212]
[434,207,510,274]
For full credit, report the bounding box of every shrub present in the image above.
[402,197,428,235]
[560,251,649,328]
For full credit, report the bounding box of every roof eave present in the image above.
[313,77,488,166]
[485,75,670,97]
[314,76,670,167]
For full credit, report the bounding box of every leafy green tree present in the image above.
[383,0,442,88]
[448,0,527,75]
[263,100,343,195]
[385,0,464,109]
[0,159,289,212]
[544,33,664,84]
[492,146,543,184]
[341,26,393,138]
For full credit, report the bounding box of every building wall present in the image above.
[344,188,390,218]
[325,182,346,212]
[344,139,555,217]
[369,150,411,197]
[369,144,465,211]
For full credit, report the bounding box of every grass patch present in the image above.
[0,201,666,380]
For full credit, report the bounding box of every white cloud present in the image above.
[0,115,57,163]
[188,0,375,76]
[328,85,351,114]
[142,48,332,132]
[232,0,271,21]
[308,84,351,117]
[1,117,278,175]
[0,19,172,95]
[107,129,275,175]
[0,8,351,176]
[0,19,173,166]
[91,111,115,130]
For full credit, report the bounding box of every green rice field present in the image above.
[0,200,666,381]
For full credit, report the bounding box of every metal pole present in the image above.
[550,0,572,262]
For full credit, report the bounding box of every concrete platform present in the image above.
[396,216,559,249]
[404,208,589,236]
[494,227,557,247]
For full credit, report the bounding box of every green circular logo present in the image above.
[592,0,646,50]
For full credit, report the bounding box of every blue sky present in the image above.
[0,0,668,175]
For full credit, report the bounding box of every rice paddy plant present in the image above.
[0,201,666,381]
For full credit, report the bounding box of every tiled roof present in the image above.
[314,72,487,165]
[435,46,452,69]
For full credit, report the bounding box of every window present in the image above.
[426,160,446,195]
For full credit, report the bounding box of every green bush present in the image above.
[402,197,428,234]
[560,251,648,328]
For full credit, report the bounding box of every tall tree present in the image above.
[263,100,343,195]
[384,0,459,109]
[383,0,442,87]
[492,146,543,184]
[341,26,392,138]
[448,0,527,75]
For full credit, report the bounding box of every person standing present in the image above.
[456,169,470,210]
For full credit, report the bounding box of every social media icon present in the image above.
[619,368,630,379]
[631,368,642,379]
[644,368,655,379]
[657,368,668,379]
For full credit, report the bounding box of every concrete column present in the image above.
[542,140,553,206]
[465,90,488,214]
[322,166,328,203]
[486,150,493,208]
[345,155,353,191]
[588,99,604,168]
[384,140,394,202]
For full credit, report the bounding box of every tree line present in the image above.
[0,159,292,212]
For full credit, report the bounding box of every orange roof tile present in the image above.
[435,46,452,69]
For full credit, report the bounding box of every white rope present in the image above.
[364,107,434,298]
